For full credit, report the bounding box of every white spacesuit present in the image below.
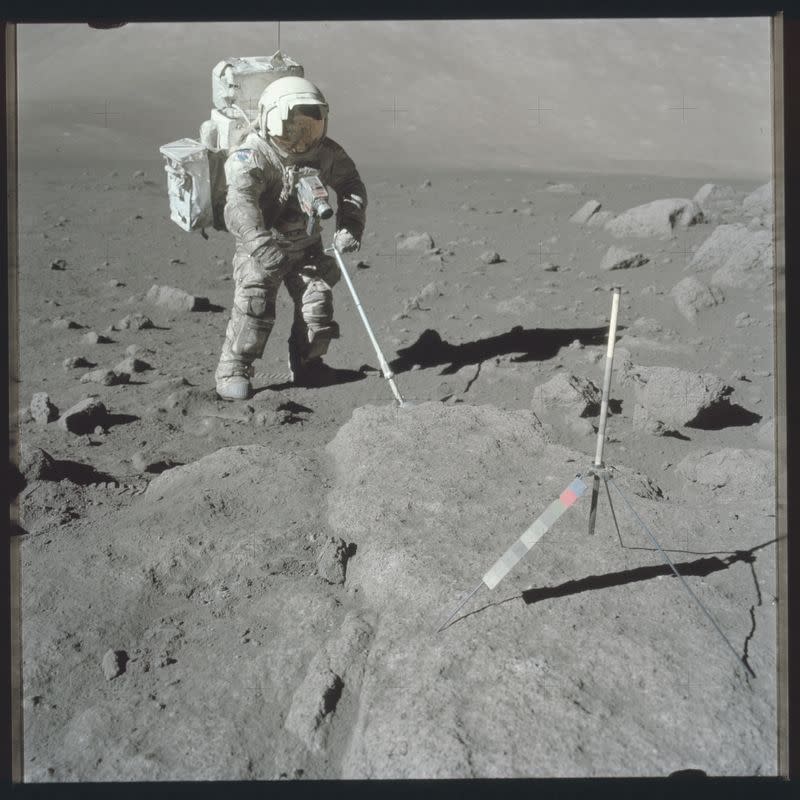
[215,76,367,401]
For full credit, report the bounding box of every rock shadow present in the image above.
[390,325,620,375]
[686,403,762,430]
[51,459,117,486]
[104,413,140,430]
[145,460,184,475]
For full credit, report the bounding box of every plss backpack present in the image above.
[160,51,304,238]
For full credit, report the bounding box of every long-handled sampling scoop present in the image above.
[325,243,405,407]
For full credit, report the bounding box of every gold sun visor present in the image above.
[271,106,327,154]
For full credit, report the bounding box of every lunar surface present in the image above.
[12,161,777,779]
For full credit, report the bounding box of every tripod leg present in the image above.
[603,477,625,548]
[588,474,600,535]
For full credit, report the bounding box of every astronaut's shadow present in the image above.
[262,366,367,392]
[389,325,621,375]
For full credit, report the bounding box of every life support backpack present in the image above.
[159,52,304,237]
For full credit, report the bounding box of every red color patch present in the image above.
[559,488,578,507]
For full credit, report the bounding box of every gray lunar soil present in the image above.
[13,162,777,779]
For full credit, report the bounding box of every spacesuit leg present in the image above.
[284,262,340,370]
[215,251,284,389]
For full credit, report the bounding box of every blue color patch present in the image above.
[234,149,254,162]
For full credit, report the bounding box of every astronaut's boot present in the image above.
[287,320,340,387]
[215,287,273,401]
[215,357,255,401]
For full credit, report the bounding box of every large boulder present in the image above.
[569,200,602,224]
[57,397,109,434]
[742,181,773,217]
[586,210,614,228]
[532,373,601,418]
[604,199,704,239]
[630,366,733,434]
[692,184,740,220]
[686,224,773,290]
[323,402,773,778]
[670,276,725,321]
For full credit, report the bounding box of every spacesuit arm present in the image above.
[223,149,287,268]
[327,142,367,242]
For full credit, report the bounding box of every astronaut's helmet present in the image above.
[257,76,329,156]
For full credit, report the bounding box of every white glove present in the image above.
[334,229,360,253]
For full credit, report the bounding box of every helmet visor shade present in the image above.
[272,104,327,154]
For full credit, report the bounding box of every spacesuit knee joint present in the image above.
[229,286,274,358]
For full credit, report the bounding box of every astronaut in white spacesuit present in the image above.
[215,76,367,401]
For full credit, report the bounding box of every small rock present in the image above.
[18,442,59,483]
[114,356,150,373]
[316,537,351,585]
[106,279,126,287]
[50,259,67,270]
[146,284,210,312]
[396,231,435,252]
[419,179,432,189]
[545,183,579,193]
[58,397,109,434]
[132,170,146,179]
[479,250,503,265]
[30,392,59,424]
[601,246,649,271]
[52,318,81,330]
[417,281,444,301]
[735,312,754,328]
[541,262,559,272]
[63,355,94,369]
[102,649,127,680]
[80,368,130,386]
[82,331,111,344]
[117,313,154,330]
[670,276,725,321]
